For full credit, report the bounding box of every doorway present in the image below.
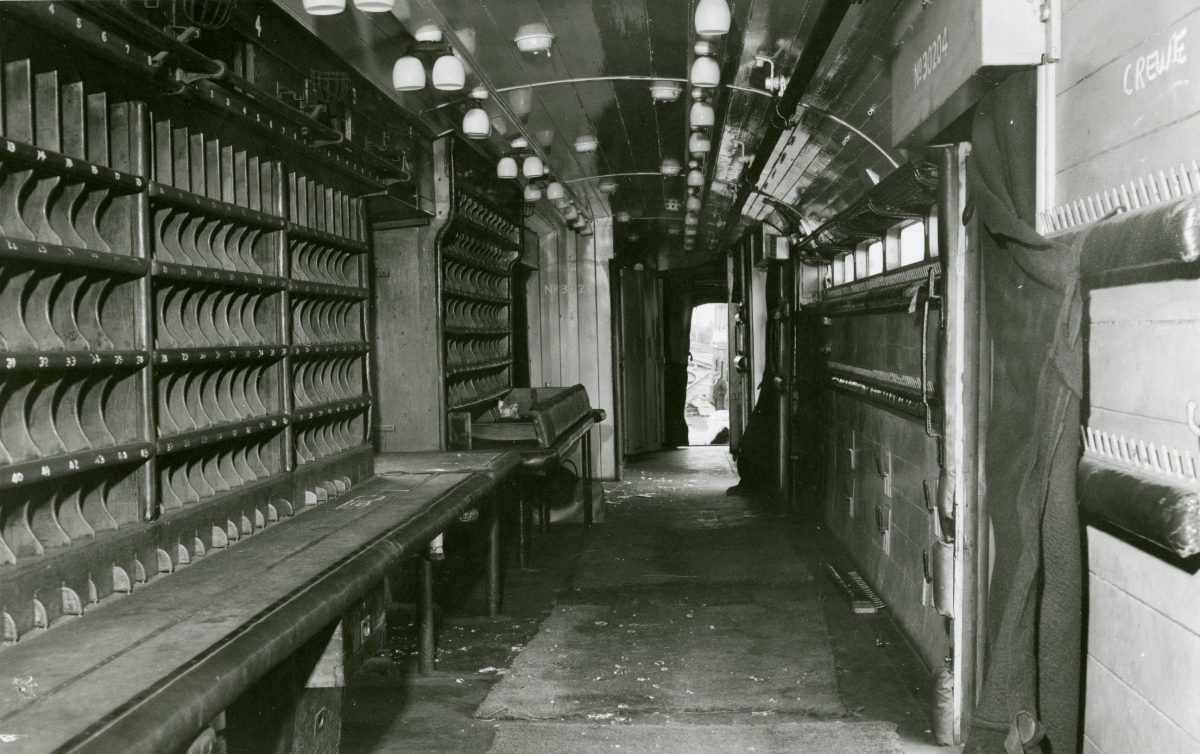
[686,303,730,446]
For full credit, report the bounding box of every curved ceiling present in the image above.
[278,0,910,271]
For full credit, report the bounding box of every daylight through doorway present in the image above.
[686,303,730,446]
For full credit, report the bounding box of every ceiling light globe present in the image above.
[690,101,715,128]
[599,179,619,194]
[303,0,345,15]
[695,0,731,36]
[392,56,426,91]
[432,55,465,91]
[689,132,712,155]
[690,56,720,88]
[574,135,599,153]
[546,181,565,201]
[462,108,491,139]
[497,157,519,179]
[687,196,702,212]
[564,206,579,221]
[687,169,705,188]
[661,158,682,176]
[522,155,545,178]
[649,80,682,103]
[685,213,699,226]
[353,0,394,12]
[414,25,443,43]
[524,185,543,202]
[514,23,555,54]
[507,88,534,118]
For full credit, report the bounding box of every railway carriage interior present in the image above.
[0,0,1198,752]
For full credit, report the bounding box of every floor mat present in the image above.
[486,720,904,753]
[476,601,843,720]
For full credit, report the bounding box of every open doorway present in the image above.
[686,303,730,445]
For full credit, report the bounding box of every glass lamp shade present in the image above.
[546,181,565,201]
[689,132,712,154]
[574,135,599,153]
[687,195,702,212]
[432,55,465,91]
[695,0,731,36]
[690,101,715,128]
[303,0,345,14]
[462,108,491,139]
[616,211,632,223]
[522,155,545,178]
[661,158,682,176]
[508,88,534,118]
[392,56,426,91]
[599,179,619,194]
[690,56,720,88]
[685,213,699,226]
[353,0,394,11]
[490,117,509,137]
[524,185,543,202]
[497,157,519,179]
[687,169,704,188]
[649,80,682,103]
[563,206,579,221]
[514,24,555,54]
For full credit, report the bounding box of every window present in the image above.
[927,207,939,257]
[843,253,855,283]
[867,240,884,276]
[899,221,925,266]
[854,244,868,279]
[832,254,846,285]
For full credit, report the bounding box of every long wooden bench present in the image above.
[0,471,495,754]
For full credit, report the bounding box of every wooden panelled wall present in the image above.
[1050,3,1200,751]
[524,216,617,479]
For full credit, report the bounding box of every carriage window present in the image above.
[899,221,925,266]
[832,254,846,285]
[854,245,868,279]
[867,240,884,276]
[926,207,939,257]
[884,227,901,270]
[843,253,856,283]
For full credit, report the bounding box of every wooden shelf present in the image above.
[157,414,289,455]
[286,223,369,255]
[152,261,288,291]
[444,287,510,305]
[0,236,147,276]
[1,350,148,372]
[0,441,153,491]
[0,135,146,194]
[148,182,286,230]
[288,279,369,299]
[154,346,289,367]
[447,358,512,377]
[444,326,511,337]
[291,342,370,358]
[292,396,372,423]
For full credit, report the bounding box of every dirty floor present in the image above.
[342,447,946,753]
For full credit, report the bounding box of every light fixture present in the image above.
[497,156,518,179]
[303,0,345,14]
[490,116,509,136]
[536,129,555,148]
[463,108,490,139]
[661,158,682,176]
[690,101,715,128]
[649,80,682,103]
[687,195,702,212]
[687,169,704,187]
[574,135,599,153]
[469,85,489,100]
[685,213,699,226]
[546,181,565,201]
[599,179,619,194]
[353,0,393,11]
[689,132,712,155]
[510,137,530,150]
[563,205,579,221]
[695,0,731,36]
[514,23,555,55]
[414,25,443,43]
[524,184,543,202]
[691,56,720,88]
[522,155,545,178]
[432,54,465,90]
[616,211,632,223]
[392,56,425,91]
[755,56,787,94]
[508,88,534,118]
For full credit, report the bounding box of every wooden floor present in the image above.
[342,447,948,753]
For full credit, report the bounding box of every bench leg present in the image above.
[486,495,501,616]
[539,476,551,536]
[418,556,436,675]
[517,489,530,569]
[582,430,594,528]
